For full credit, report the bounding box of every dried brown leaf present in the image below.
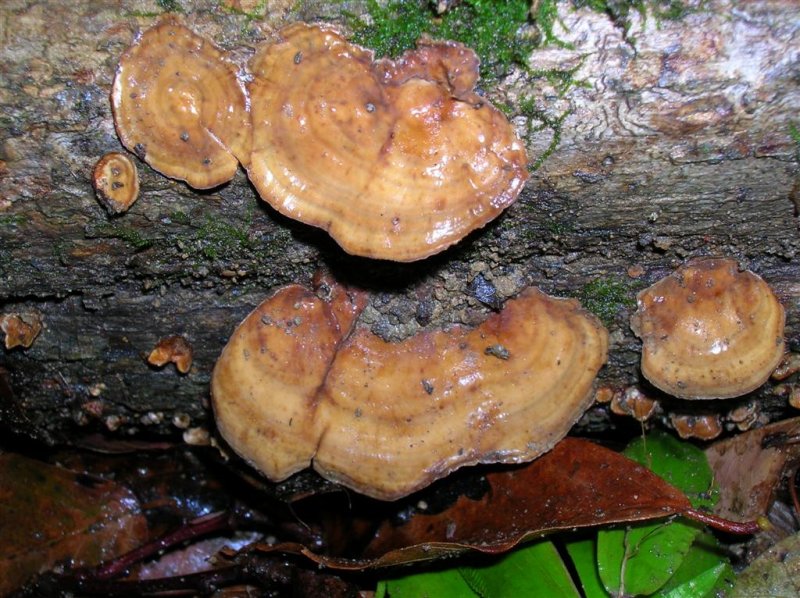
[0,453,148,594]
[246,438,692,569]
[707,416,800,522]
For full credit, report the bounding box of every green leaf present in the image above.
[459,539,581,597]
[659,562,730,598]
[597,431,717,596]
[377,566,477,598]
[655,532,731,597]
[565,537,608,598]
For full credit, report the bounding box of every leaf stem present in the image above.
[682,509,762,535]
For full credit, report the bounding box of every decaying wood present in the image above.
[0,0,798,450]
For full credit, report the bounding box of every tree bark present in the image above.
[1,0,798,445]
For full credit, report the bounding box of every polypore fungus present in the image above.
[631,257,785,399]
[246,23,528,261]
[92,152,140,214]
[670,413,723,441]
[1,312,43,349]
[147,335,193,374]
[112,17,251,189]
[212,280,608,500]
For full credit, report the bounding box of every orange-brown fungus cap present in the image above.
[670,413,723,441]
[112,17,251,189]
[1,312,43,349]
[246,23,528,261]
[212,281,607,500]
[92,152,139,214]
[148,335,193,374]
[631,257,785,399]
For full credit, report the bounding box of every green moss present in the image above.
[518,96,571,171]
[0,215,26,227]
[545,217,574,236]
[531,0,571,47]
[169,210,191,226]
[156,0,184,12]
[195,217,252,260]
[94,223,154,250]
[577,277,636,325]
[789,122,800,160]
[219,0,267,21]
[348,0,534,81]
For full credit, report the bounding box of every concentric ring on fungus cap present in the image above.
[111,17,251,189]
[246,23,529,262]
[631,257,785,400]
[211,278,608,500]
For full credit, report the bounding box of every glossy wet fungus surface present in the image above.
[111,19,527,261]
[112,17,251,189]
[211,279,608,500]
[631,257,785,400]
[92,152,140,214]
[247,23,528,261]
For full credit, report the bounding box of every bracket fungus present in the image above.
[631,257,785,400]
[111,17,251,189]
[246,23,528,261]
[92,152,140,214]
[211,280,608,500]
[147,335,193,374]
[1,312,43,350]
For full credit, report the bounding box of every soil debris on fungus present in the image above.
[211,277,607,500]
[246,23,528,261]
[111,16,251,189]
[92,152,140,214]
[631,257,785,400]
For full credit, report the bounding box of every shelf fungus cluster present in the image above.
[111,19,527,261]
[631,257,785,400]
[211,280,608,500]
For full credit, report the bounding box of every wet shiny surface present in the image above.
[212,281,608,500]
[92,152,139,214]
[112,17,251,189]
[631,257,785,399]
[247,23,528,261]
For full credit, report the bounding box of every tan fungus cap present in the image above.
[147,335,193,374]
[92,152,140,214]
[631,257,785,399]
[1,312,43,350]
[246,23,528,261]
[212,280,608,500]
[112,17,251,189]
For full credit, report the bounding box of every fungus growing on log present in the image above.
[246,23,528,261]
[631,257,785,400]
[0,312,43,350]
[211,279,608,500]
[147,335,193,374]
[670,413,723,441]
[111,17,251,189]
[92,152,140,214]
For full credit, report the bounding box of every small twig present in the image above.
[79,511,233,581]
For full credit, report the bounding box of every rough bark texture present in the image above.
[1,0,798,448]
